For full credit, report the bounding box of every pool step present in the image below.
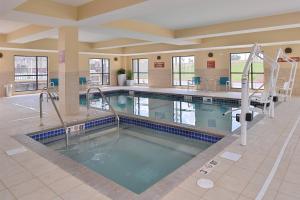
[122,128,202,155]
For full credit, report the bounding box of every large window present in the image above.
[230,53,264,89]
[132,58,148,84]
[172,56,195,86]
[89,58,110,85]
[14,56,48,92]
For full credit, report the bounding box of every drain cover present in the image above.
[197,178,214,189]
[6,146,27,156]
[220,151,241,161]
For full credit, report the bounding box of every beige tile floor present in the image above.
[0,87,299,200]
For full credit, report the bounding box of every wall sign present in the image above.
[207,60,215,69]
[154,62,165,68]
[278,57,300,62]
[67,123,85,136]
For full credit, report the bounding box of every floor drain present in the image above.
[6,146,27,156]
[220,151,241,161]
[197,178,214,189]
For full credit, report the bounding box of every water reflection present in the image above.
[85,94,241,132]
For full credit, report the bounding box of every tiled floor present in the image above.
[163,98,300,200]
[0,87,299,200]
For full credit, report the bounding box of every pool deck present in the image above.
[0,86,299,200]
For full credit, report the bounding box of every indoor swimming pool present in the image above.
[80,90,241,133]
[45,123,213,194]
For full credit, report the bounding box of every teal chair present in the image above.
[50,78,59,87]
[79,77,87,85]
[192,77,201,85]
[79,77,88,90]
[219,77,230,91]
[188,76,201,90]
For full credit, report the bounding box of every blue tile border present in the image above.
[29,116,116,142]
[29,115,222,144]
[30,128,65,141]
[119,116,222,143]
[85,116,116,129]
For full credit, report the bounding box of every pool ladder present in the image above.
[86,87,120,132]
[39,88,69,147]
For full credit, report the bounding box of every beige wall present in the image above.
[126,44,300,95]
[0,50,124,97]
[127,49,242,88]
[0,43,299,97]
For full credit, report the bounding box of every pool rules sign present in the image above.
[154,62,165,68]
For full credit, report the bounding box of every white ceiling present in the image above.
[130,0,300,29]
[1,0,300,44]
[0,19,28,33]
[52,0,93,6]
[48,29,115,42]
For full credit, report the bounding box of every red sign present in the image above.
[278,57,300,62]
[154,62,165,68]
[207,60,215,69]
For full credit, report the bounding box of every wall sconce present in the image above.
[157,55,161,60]
[285,47,292,54]
[114,57,118,61]
[208,52,213,58]
[0,52,3,58]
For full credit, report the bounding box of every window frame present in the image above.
[132,58,148,85]
[172,55,195,86]
[230,52,264,89]
[89,58,110,85]
[14,55,48,92]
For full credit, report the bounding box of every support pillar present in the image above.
[58,27,79,115]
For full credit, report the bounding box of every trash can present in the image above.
[5,84,13,97]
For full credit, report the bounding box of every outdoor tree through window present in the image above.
[172,56,195,86]
[14,56,48,92]
[230,53,264,89]
[89,58,110,85]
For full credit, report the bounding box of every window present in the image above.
[89,58,110,85]
[14,56,48,92]
[132,58,148,84]
[172,56,195,86]
[230,53,264,89]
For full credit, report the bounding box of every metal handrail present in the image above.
[86,87,120,131]
[40,88,69,147]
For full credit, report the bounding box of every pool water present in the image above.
[80,91,241,132]
[48,124,211,194]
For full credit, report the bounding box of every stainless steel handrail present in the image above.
[86,87,120,131]
[40,88,69,147]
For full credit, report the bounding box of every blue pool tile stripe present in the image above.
[30,128,65,141]
[30,116,116,142]
[119,116,222,143]
[84,116,115,129]
[29,115,222,144]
